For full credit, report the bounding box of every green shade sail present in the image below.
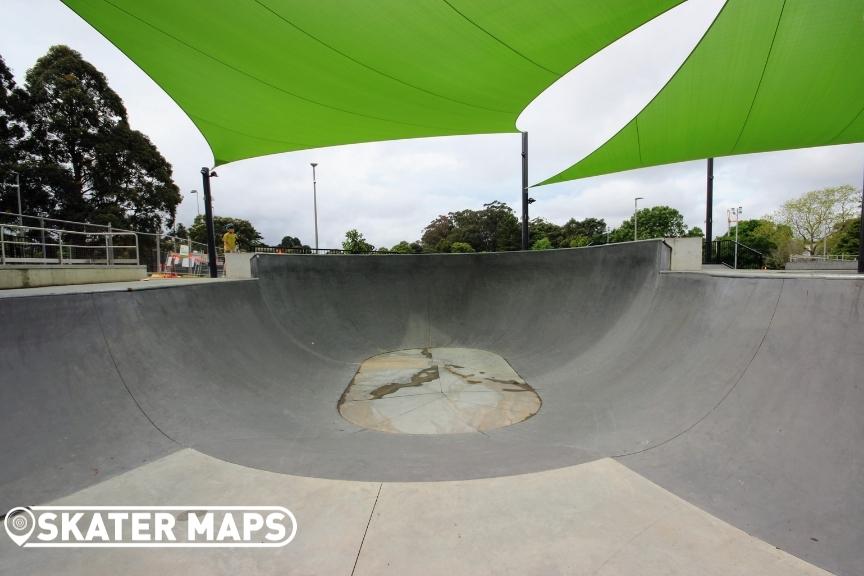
[542,0,864,186]
[62,0,682,165]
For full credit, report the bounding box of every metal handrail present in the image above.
[0,222,139,266]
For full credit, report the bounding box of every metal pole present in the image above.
[858,166,864,274]
[107,223,113,265]
[201,167,218,278]
[1,226,5,265]
[156,233,161,273]
[521,132,529,250]
[311,163,319,252]
[39,217,46,259]
[58,232,63,264]
[14,172,21,226]
[733,206,741,269]
[706,158,714,263]
[734,219,739,269]
[634,197,644,241]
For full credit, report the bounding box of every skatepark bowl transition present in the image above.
[0,240,862,575]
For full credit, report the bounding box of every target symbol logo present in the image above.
[4,507,35,547]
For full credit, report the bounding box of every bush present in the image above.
[532,237,553,250]
[450,242,475,253]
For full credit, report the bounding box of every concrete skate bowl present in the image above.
[1,240,861,574]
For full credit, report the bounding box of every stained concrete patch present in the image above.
[339,348,541,434]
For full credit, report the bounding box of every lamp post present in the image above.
[729,205,742,269]
[200,167,218,278]
[190,189,200,216]
[311,163,319,253]
[3,171,21,225]
[634,197,644,241]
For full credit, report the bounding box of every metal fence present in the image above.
[252,246,399,255]
[0,211,216,274]
[789,254,858,262]
[0,222,138,266]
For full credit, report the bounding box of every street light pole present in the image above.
[311,163,319,252]
[634,197,644,241]
[200,167,218,278]
[732,206,742,269]
[190,189,200,216]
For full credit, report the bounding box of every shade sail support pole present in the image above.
[201,167,218,278]
[521,132,529,250]
[706,157,714,264]
[858,163,863,274]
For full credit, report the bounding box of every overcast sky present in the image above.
[3,0,862,248]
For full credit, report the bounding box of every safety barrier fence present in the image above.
[0,222,138,266]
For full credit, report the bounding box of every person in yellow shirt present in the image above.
[222,223,238,253]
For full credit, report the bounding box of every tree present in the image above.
[421,214,454,252]
[828,217,860,256]
[450,241,475,253]
[561,217,607,246]
[342,229,373,253]
[686,226,704,238]
[0,54,26,208]
[529,218,562,247]
[531,237,553,250]
[610,206,687,242]
[189,215,262,251]
[716,219,797,269]
[420,200,519,253]
[777,185,859,255]
[279,235,303,249]
[391,240,421,254]
[19,45,179,230]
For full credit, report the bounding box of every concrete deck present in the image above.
[1,241,861,575]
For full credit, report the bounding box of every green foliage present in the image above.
[14,45,180,231]
[421,200,519,253]
[561,217,607,246]
[716,218,799,269]
[391,240,422,254]
[610,206,687,242]
[531,237,552,251]
[0,46,179,233]
[279,235,303,249]
[777,185,859,254]
[189,215,262,251]
[342,229,374,253]
[686,226,704,237]
[828,217,859,256]
[450,241,475,253]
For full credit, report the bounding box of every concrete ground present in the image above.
[1,241,861,575]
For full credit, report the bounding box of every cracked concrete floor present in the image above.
[338,348,541,434]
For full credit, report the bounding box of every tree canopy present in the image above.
[0,46,180,233]
[609,206,694,243]
[777,185,859,255]
[342,229,374,254]
[421,201,519,253]
[189,215,262,252]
